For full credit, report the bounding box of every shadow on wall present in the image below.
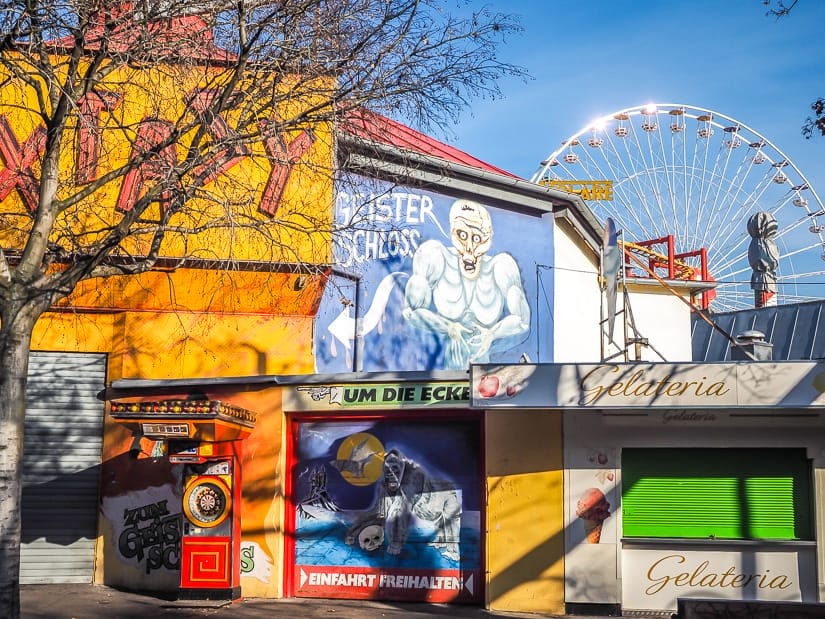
[22,450,180,547]
[21,462,102,546]
[483,409,566,612]
[22,358,107,547]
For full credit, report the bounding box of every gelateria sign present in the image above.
[622,548,816,610]
[470,362,825,409]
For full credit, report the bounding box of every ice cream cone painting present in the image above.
[582,519,603,543]
[576,487,611,544]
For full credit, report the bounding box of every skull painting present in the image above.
[358,524,384,552]
[449,199,492,280]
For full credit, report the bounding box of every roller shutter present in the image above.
[20,352,107,584]
[622,448,813,540]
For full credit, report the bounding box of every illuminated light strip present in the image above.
[110,399,257,424]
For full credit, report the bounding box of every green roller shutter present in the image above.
[622,448,812,540]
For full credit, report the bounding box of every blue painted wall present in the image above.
[315,175,554,372]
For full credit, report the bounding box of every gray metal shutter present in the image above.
[20,352,107,584]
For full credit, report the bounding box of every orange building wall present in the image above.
[31,295,313,592]
[29,269,323,593]
[228,387,287,598]
[32,268,322,380]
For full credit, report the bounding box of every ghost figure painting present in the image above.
[292,419,482,603]
[403,199,530,370]
[345,449,462,562]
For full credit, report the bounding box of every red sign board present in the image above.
[294,565,481,603]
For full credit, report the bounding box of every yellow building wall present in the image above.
[0,60,334,266]
[485,409,565,614]
[1,47,347,602]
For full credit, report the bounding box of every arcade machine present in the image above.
[110,398,257,600]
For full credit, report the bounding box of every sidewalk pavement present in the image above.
[20,584,671,619]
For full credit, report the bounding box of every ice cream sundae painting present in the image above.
[575,487,611,544]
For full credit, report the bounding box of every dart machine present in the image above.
[110,398,257,600]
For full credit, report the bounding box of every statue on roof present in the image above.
[747,211,780,308]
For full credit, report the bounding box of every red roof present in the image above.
[341,108,518,179]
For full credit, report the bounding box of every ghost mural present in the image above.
[314,178,549,373]
[403,200,530,370]
[345,448,462,561]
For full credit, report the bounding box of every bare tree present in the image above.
[0,1,525,615]
[803,98,825,139]
[763,0,799,18]
[762,0,824,139]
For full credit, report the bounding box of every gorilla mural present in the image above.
[345,449,462,561]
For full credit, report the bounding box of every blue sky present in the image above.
[443,0,825,302]
[450,1,824,181]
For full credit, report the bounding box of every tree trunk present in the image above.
[0,308,39,619]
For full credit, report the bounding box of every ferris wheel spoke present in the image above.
[694,127,717,234]
[704,158,754,249]
[643,123,674,233]
[704,145,734,220]
[622,125,666,238]
[601,134,663,238]
[698,149,749,252]
[781,268,825,282]
[778,239,823,262]
[710,286,755,313]
[650,125,684,240]
[676,133,699,247]
[532,103,825,312]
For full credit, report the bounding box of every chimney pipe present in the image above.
[730,330,773,361]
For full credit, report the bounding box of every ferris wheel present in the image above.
[532,103,825,313]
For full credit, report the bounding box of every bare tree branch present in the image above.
[764,0,799,17]
[0,1,526,616]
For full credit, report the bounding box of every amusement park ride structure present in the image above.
[597,223,707,363]
[533,103,825,315]
[598,227,754,363]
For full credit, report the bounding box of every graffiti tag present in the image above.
[119,499,181,574]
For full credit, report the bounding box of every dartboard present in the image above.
[183,477,232,528]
